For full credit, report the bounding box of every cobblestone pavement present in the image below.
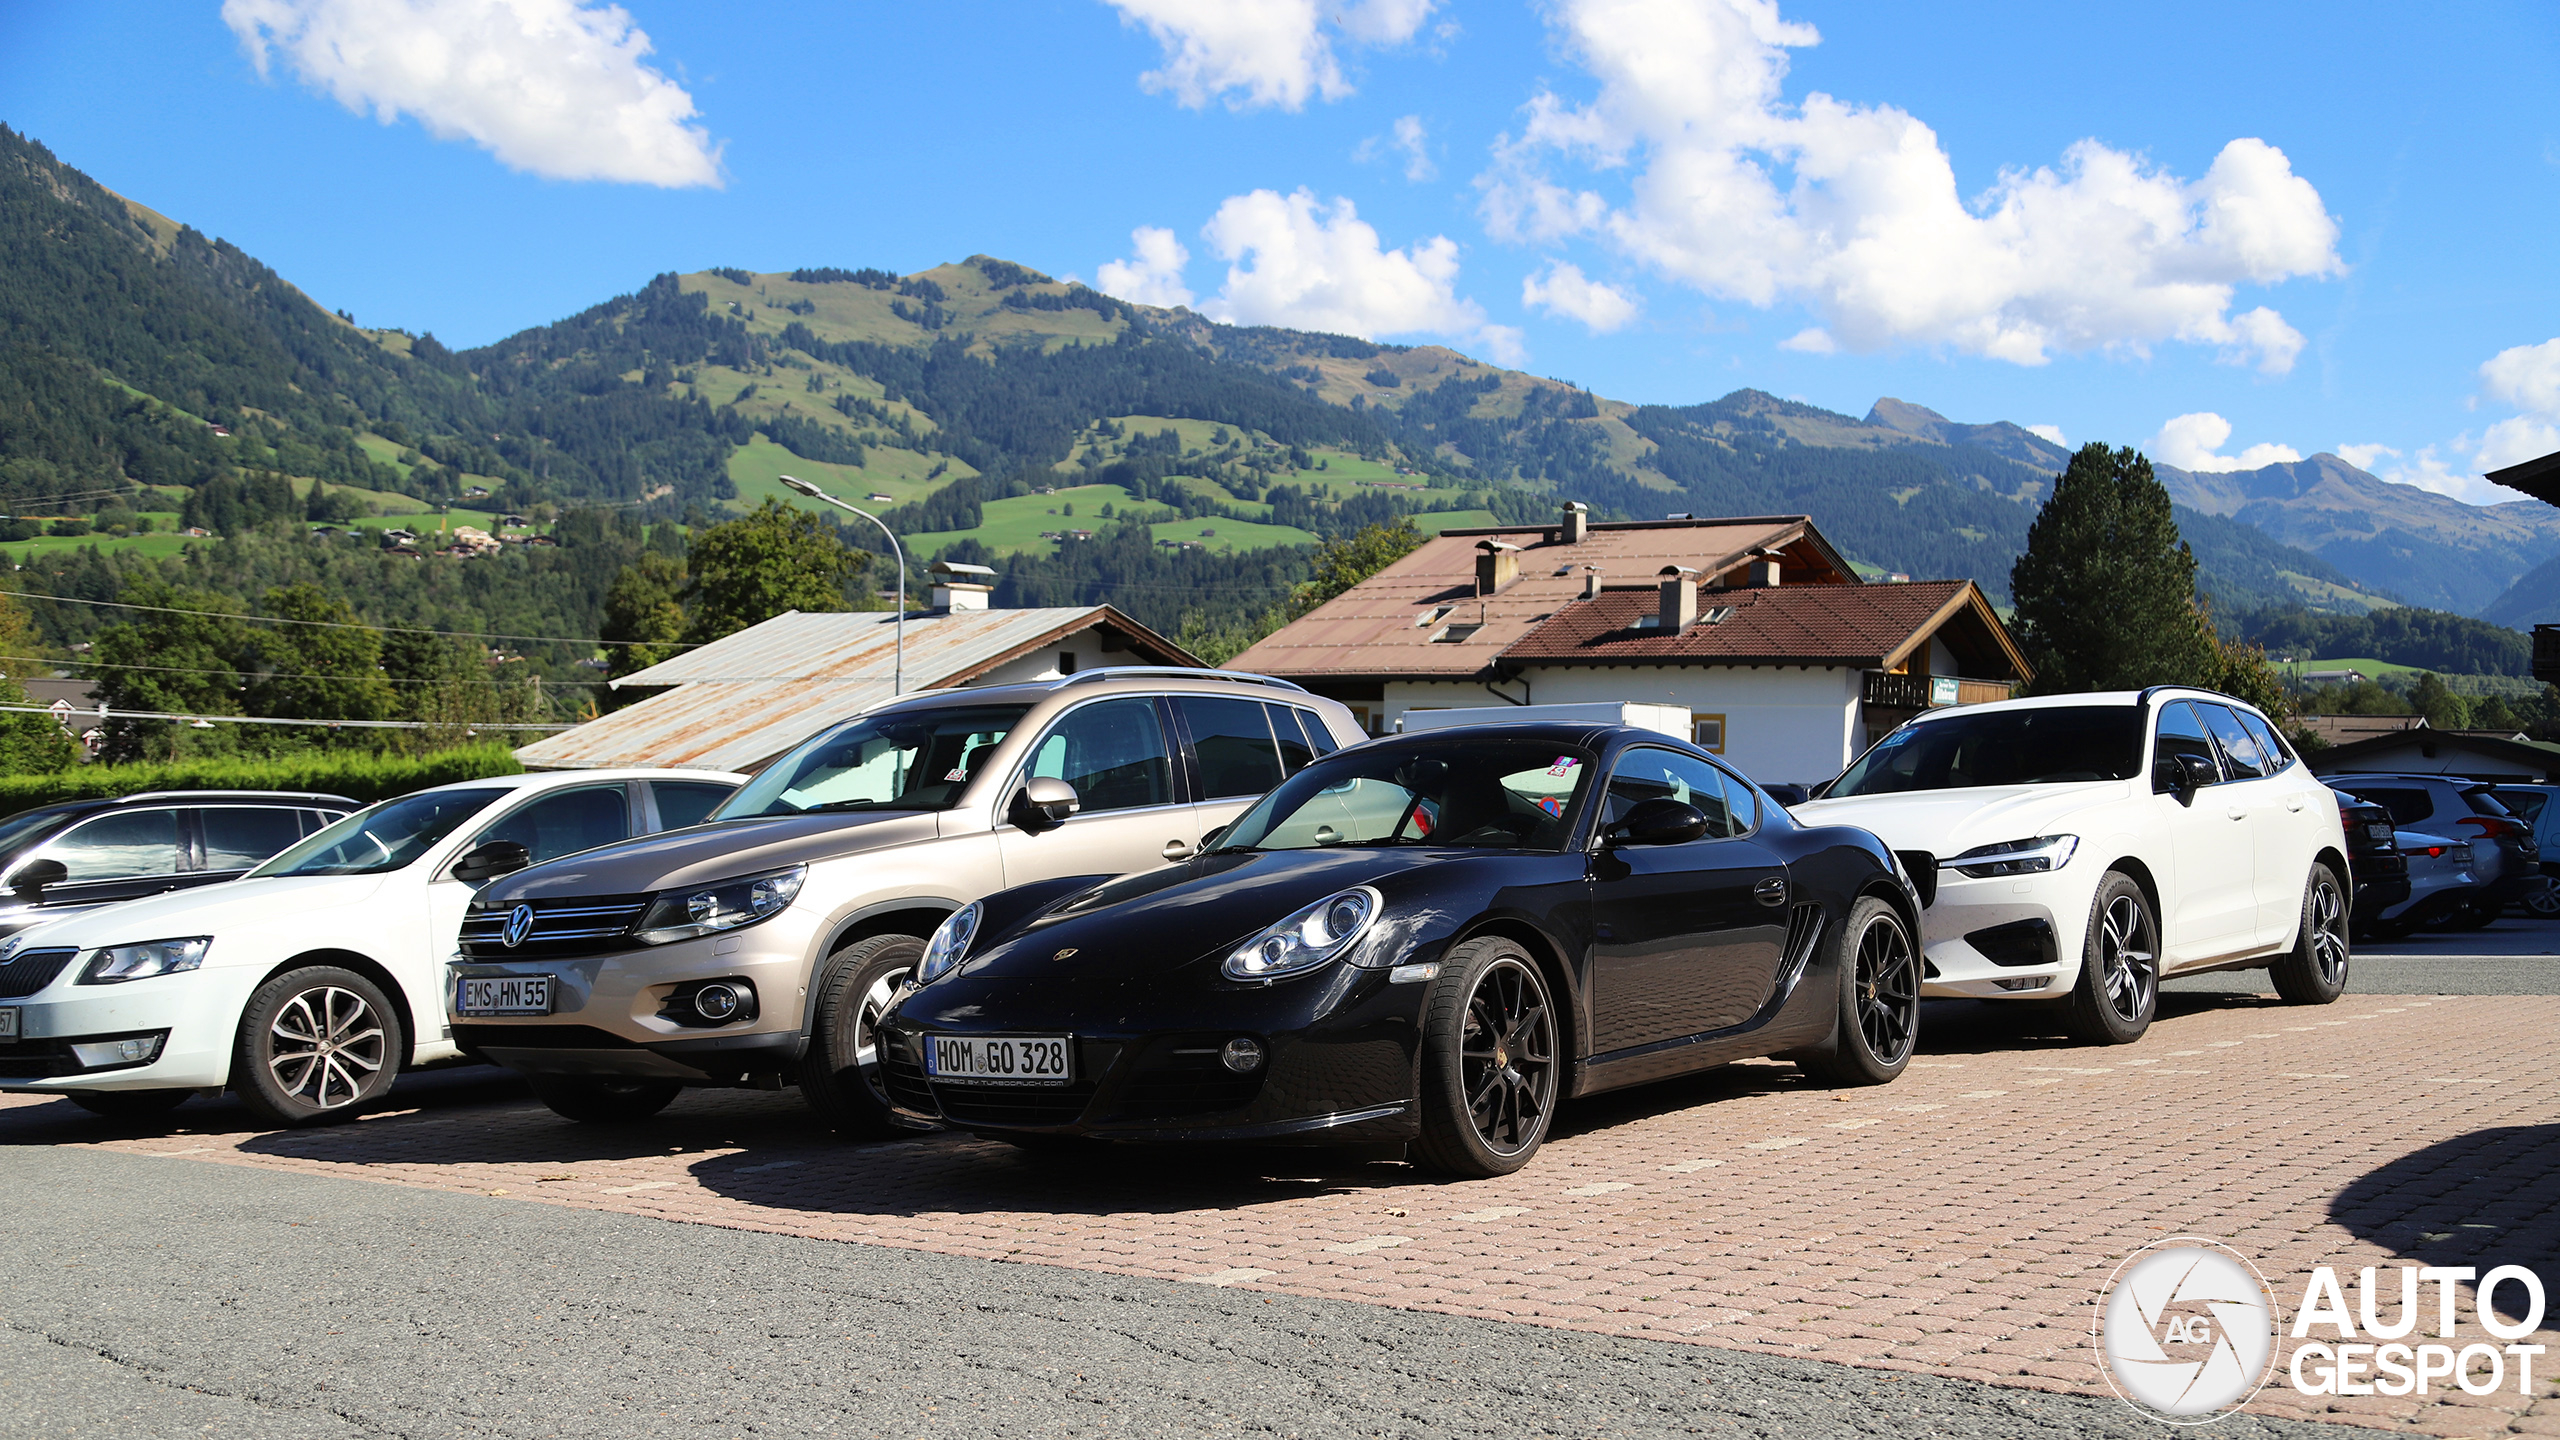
[7,990,2555,1436]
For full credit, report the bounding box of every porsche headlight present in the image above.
[918,901,980,985]
[1224,887,1381,981]
[634,865,805,945]
[79,936,212,984]
[1947,835,2078,879]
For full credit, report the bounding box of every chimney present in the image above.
[1558,500,1588,545]
[1582,564,1603,600]
[929,559,996,611]
[1746,548,1784,588]
[1658,565,1700,633]
[1475,540,1522,595]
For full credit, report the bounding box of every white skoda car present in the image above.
[0,768,741,1126]
[1792,689,2349,1043]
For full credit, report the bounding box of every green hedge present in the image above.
[0,745,525,816]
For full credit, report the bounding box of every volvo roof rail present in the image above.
[1053,666,1310,693]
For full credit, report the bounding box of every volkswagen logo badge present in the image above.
[502,904,535,949]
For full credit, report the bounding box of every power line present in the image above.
[2,591,698,650]
[0,703,569,732]
[0,654,607,688]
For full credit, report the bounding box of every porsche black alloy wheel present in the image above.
[1797,897,1919,1086]
[1417,936,1559,1178]
[800,933,924,1138]
[2269,863,2350,1005]
[531,1076,683,1124]
[2066,872,2157,1045]
[233,965,406,1128]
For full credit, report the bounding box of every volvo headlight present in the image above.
[918,901,980,985]
[79,937,211,984]
[1224,887,1381,981]
[634,865,805,945]
[1947,835,2078,879]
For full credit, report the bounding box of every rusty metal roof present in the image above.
[515,605,1197,772]
[1229,516,1843,680]
[1502,580,2005,670]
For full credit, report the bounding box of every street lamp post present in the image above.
[779,475,904,695]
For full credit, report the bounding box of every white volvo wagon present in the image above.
[1793,688,2349,1042]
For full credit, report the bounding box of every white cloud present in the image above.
[1353,114,1436,181]
[1104,0,1436,111]
[1480,0,2341,372]
[1200,187,1484,337]
[2333,442,2398,472]
[1475,323,1529,366]
[222,0,720,187]
[2148,412,2302,473]
[1096,226,1197,308]
[1777,327,1834,354]
[1521,261,1639,332]
[2026,424,2066,447]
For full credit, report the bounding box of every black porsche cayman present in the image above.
[875,723,1923,1176]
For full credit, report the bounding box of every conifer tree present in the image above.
[2010,444,2214,693]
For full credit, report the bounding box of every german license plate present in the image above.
[455,975,552,1017]
[0,1008,16,1040]
[923,1033,1071,1085]
[2367,822,2394,842]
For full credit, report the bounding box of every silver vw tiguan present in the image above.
[448,669,1365,1131]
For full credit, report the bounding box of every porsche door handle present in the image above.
[1163,839,1195,861]
[1753,876,1788,907]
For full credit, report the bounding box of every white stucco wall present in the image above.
[1381,666,1863,787]
[968,629,1118,687]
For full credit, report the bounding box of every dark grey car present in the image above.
[0,790,355,939]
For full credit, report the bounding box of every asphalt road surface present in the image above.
[2,1145,2368,1440]
[2164,914,2560,996]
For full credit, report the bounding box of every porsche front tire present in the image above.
[1414,936,1560,1179]
[800,933,924,1139]
[1795,897,1919,1087]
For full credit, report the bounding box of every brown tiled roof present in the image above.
[1503,580,1988,668]
[1230,516,1846,679]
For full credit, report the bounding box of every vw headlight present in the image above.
[1224,886,1381,981]
[1946,835,2078,880]
[918,901,980,985]
[79,937,212,984]
[634,865,805,945]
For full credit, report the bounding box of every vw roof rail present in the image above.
[1054,666,1309,693]
[119,789,360,805]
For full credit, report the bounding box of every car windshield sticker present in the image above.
[1547,755,1580,778]
[1537,795,1567,818]
[944,767,970,782]
[1411,799,1438,835]
[1875,729,1915,749]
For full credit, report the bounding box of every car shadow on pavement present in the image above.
[2325,1122,2560,1333]
[0,1064,538,1147]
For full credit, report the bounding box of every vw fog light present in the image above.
[1221,1037,1265,1073]
[78,938,211,984]
[1224,887,1381,981]
[635,866,805,945]
[694,982,744,1022]
[1947,836,2078,879]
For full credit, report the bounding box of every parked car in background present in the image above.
[449,669,1368,1131]
[2327,788,2410,926]
[1794,689,2352,1044]
[0,769,742,1126]
[0,791,356,940]
[2360,831,2478,939]
[880,725,1921,1176]
[2316,776,2542,928]
[2482,783,2560,917]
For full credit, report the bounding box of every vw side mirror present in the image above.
[8,858,66,899]
[1603,798,1709,847]
[450,841,532,885]
[1011,777,1080,834]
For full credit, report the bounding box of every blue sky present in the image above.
[3,0,2556,501]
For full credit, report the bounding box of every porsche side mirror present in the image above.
[450,841,531,885]
[1011,777,1080,834]
[1604,798,1709,847]
[7,857,66,899]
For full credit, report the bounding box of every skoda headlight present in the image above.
[79,936,212,984]
[634,865,805,945]
[918,901,981,985]
[1947,835,2079,880]
[1224,886,1381,981]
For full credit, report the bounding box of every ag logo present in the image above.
[2095,1238,2278,1422]
[502,904,535,949]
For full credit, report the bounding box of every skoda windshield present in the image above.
[1826,705,2144,797]
[250,788,508,877]
[717,704,1031,818]
[1212,738,1596,852]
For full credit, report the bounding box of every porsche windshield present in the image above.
[718,704,1030,818]
[249,789,507,877]
[1827,706,2144,796]
[1212,739,1595,852]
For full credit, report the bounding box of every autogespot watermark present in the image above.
[2094,1238,2548,1424]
